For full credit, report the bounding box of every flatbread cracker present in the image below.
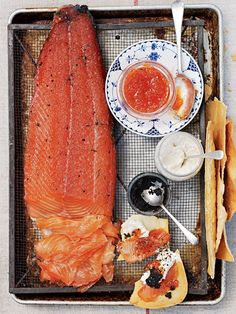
[130,250,188,309]
[206,97,227,175]
[225,119,236,220]
[205,121,217,279]
[204,83,212,102]
[206,97,227,252]
[216,227,234,261]
[215,168,228,251]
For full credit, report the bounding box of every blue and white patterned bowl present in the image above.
[105,39,204,137]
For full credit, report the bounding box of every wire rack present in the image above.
[9,17,207,295]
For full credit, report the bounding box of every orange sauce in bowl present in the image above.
[123,65,171,114]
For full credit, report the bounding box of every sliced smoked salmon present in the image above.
[118,229,170,263]
[36,215,118,239]
[35,229,116,289]
[24,5,116,219]
[24,5,117,291]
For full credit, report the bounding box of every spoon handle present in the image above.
[160,204,199,245]
[185,150,224,160]
[172,0,184,73]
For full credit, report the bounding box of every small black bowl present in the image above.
[127,172,171,216]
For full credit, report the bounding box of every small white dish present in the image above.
[154,132,204,181]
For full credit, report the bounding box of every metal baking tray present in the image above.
[8,4,225,305]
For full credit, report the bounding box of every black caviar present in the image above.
[128,173,170,215]
[165,292,172,299]
[146,268,163,288]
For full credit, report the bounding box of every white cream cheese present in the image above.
[155,132,204,181]
[140,270,151,284]
[156,248,180,280]
[121,219,149,241]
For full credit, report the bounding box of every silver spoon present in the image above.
[172,0,196,119]
[184,150,224,161]
[141,185,199,245]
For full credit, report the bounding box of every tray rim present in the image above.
[8,3,225,306]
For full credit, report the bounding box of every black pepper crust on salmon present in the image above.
[24,5,117,292]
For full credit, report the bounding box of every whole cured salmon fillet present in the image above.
[24,5,117,291]
[24,5,116,219]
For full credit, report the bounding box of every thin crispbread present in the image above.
[206,97,227,252]
[224,119,236,220]
[216,227,234,262]
[205,121,217,278]
[204,83,212,102]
